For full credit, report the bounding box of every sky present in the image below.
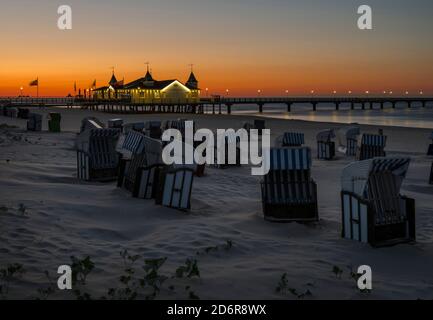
[0,0,432,97]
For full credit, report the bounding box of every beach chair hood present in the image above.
[317,129,335,142]
[341,157,410,198]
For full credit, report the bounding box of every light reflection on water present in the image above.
[220,103,433,129]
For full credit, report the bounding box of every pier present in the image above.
[1,96,432,114]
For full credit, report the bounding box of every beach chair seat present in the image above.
[358,134,387,161]
[282,132,305,147]
[261,147,318,222]
[317,129,336,160]
[156,166,195,211]
[27,113,42,131]
[76,128,120,181]
[48,113,61,132]
[341,157,415,247]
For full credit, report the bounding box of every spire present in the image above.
[143,62,154,83]
[186,70,198,90]
[109,67,117,86]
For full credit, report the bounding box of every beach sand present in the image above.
[1,108,433,300]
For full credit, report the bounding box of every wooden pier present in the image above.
[1,96,432,114]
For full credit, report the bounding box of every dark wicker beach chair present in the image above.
[337,126,360,156]
[341,157,415,247]
[48,113,61,132]
[27,113,42,131]
[17,108,30,119]
[429,162,433,185]
[123,122,145,134]
[317,129,336,160]
[144,121,162,140]
[261,147,318,222]
[76,128,120,181]
[358,134,387,161]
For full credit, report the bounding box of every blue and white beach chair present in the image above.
[317,129,336,160]
[76,128,120,181]
[261,147,318,222]
[337,126,360,156]
[341,157,415,247]
[358,133,387,161]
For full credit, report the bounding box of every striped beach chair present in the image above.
[76,128,120,181]
[337,126,360,156]
[341,157,415,247]
[317,129,336,160]
[121,134,163,193]
[27,113,42,132]
[427,132,433,156]
[156,166,195,211]
[281,132,305,147]
[358,134,387,161]
[261,147,318,222]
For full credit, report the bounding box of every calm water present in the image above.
[206,102,433,129]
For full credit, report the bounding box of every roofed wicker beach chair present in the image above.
[76,128,121,182]
[156,165,195,211]
[48,113,62,132]
[337,126,360,156]
[341,157,415,247]
[358,133,387,161]
[242,119,266,136]
[261,147,318,222]
[317,129,336,160]
[214,133,242,168]
[27,113,42,132]
[427,132,433,156]
[17,108,30,119]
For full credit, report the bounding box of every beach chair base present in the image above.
[77,151,118,182]
[427,144,433,156]
[341,191,415,247]
[317,141,335,160]
[195,164,206,177]
[156,167,194,211]
[358,145,386,161]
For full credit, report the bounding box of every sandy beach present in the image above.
[1,108,433,300]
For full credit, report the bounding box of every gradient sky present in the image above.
[0,0,432,96]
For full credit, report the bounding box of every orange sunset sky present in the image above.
[0,0,432,97]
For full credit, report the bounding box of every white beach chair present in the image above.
[358,133,387,161]
[158,166,195,211]
[317,129,336,160]
[337,126,360,156]
[76,128,120,182]
[341,157,415,247]
[261,147,318,222]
